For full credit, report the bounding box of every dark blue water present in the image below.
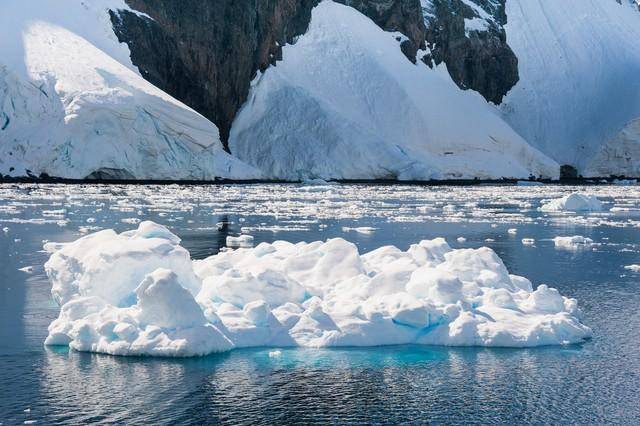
[1,184,640,424]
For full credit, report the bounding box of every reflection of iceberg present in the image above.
[44,221,592,357]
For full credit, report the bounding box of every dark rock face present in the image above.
[111,0,319,150]
[110,0,514,151]
[336,0,426,60]
[422,0,518,104]
[560,165,579,180]
[110,1,428,150]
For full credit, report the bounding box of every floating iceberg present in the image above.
[553,236,595,251]
[540,193,604,212]
[44,221,592,357]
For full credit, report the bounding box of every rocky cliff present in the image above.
[422,0,518,104]
[111,0,319,150]
[111,0,516,150]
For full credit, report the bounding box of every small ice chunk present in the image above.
[342,226,377,234]
[456,237,467,243]
[540,193,604,212]
[624,264,640,272]
[522,238,536,245]
[18,266,34,274]
[508,228,518,235]
[226,234,254,248]
[553,236,594,250]
[269,350,282,357]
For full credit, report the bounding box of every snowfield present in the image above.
[44,221,591,357]
[501,0,640,174]
[230,1,559,181]
[0,0,259,180]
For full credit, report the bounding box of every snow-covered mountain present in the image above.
[0,0,260,180]
[229,1,557,180]
[1,0,640,180]
[499,0,640,176]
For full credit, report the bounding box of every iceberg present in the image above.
[553,236,595,251]
[44,221,592,357]
[540,193,604,212]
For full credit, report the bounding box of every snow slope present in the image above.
[586,118,640,178]
[500,0,640,173]
[229,0,559,181]
[0,0,259,180]
[45,221,591,357]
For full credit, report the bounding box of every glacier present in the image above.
[229,1,559,181]
[0,0,260,180]
[44,221,591,357]
[500,0,640,174]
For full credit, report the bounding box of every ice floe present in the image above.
[44,221,592,357]
[553,236,595,251]
[540,193,604,212]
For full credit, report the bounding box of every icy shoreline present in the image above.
[43,221,592,357]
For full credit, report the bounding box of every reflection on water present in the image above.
[1,183,640,423]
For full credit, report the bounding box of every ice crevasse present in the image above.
[44,222,592,357]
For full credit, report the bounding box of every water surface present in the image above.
[1,183,639,424]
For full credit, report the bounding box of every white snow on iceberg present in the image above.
[0,0,260,180]
[229,0,559,181]
[552,236,595,251]
[540,193,604,213]
[44,221,591,357]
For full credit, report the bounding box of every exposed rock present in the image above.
[422,0,518,104]
[110,1,429,150]
[111,0,319,150]
[560,165,579,180]
[86,168,137,180]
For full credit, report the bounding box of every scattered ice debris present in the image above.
[540,193,604,212]
[44,222,592,357]
[18,266,34,274]
[342,226,377,235]
[624,265,640,272]
[553,236,595,251]
[522,238,536,245]
[226,235,255,248]
[508,228,518,235]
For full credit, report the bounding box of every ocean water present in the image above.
[1,183,640,424]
